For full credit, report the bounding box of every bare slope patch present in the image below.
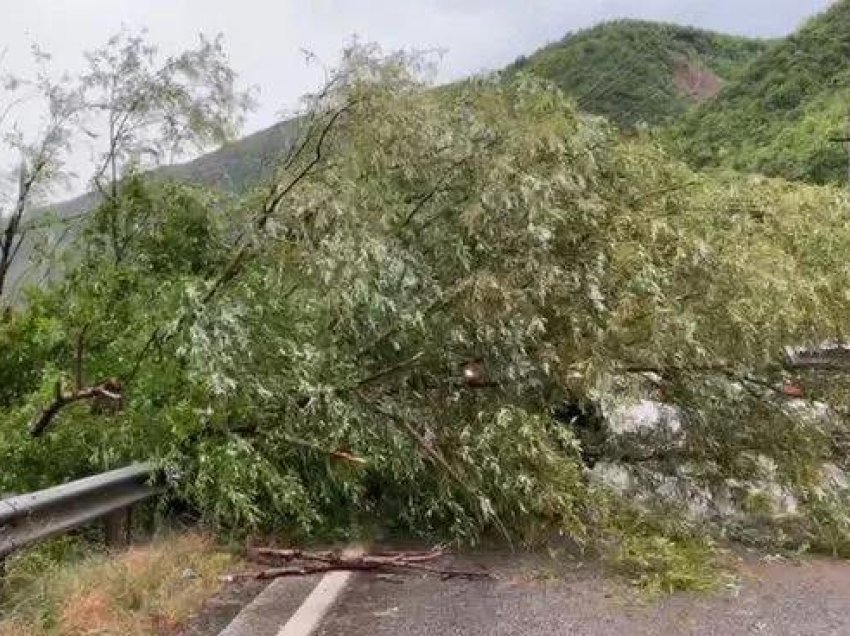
[674,58,723,103]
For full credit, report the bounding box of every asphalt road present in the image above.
[317,553,850,636]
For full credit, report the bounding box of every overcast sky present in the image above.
[0,0,835,198]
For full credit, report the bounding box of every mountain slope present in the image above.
[509,20,770,129]
[47,117,302,221]
[669,1,850,185]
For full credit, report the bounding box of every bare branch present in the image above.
[29,378,123,437]
[260,100,358,228]
[236,546,491,581]
[198,99,356,306]
[399,150,481,228]
[354,351,425,388]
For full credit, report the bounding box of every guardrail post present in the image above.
[104,507,131,549]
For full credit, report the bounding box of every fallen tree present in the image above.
[3,46,850,591]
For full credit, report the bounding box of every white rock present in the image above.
[782,399,832,423]
[747,482,799,516]
[590,462,715,519]
[590,461,633,493]
[820,463,849,491]
[604,399,682,436]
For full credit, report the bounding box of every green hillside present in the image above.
[509,20,769,128]
[670,1,850,185]
[37,22,769,224]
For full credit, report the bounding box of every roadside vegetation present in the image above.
[0,533,235,636]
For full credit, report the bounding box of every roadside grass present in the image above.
[0,533,237,636]
[608,533,726,596]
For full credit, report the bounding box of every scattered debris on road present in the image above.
[231,546,493,581]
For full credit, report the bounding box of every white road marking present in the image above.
[276,546,363,636]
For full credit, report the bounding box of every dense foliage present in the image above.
[669,0,850,185]
[508,20,768,128]
[4,49,850,585]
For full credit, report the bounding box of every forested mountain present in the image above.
[508,20,770,128]
[48,21,772,219]
[20,20,782,233]
[670,0,850,184]
[47,117,301,221]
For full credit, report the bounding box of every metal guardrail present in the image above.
[785,343,850,370]
[0,463,160,561]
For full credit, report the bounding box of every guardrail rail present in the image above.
[0,462,161,591]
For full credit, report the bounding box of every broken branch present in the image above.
[239,547,491,581]
[29,379,123,437]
